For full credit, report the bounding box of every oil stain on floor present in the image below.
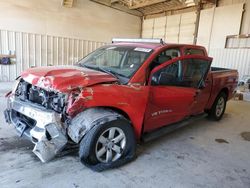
[241,132,250,141]
[215,138,229,144]
[0,137,33,152]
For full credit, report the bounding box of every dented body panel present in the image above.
[21,66,118,93]
[67,84,149,138]
[6,95,67,162]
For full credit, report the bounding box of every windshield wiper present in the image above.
[82,64,119,80]
[106,69,127,78]
[97,67,120,80]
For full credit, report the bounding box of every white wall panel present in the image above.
[153,16,167,39]
[142,19,154,38]
[0,29,106,81]
[165,14,181,43]
[212,0,250,34]
[197,3,244,50]
[0,0,141,43]
[142,12,196,44]
[196,8,214,50]
[209,49,250,78]
[179,12,196,44]
[209,3,244,49]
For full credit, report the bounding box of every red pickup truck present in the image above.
[4,39,238,171]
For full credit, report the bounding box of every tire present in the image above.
[208,92,227,121]
[79,118,136,171]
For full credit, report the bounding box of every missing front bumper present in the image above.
[6,96,68,162]
[4,109,11,124]
[33,123,68,162]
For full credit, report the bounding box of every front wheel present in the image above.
[79,118,136,171]
[208,92,227,121]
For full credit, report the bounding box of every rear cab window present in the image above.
[149,48,181,70]
[184,48,205,56]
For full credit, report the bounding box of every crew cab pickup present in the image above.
[4,38,238,171]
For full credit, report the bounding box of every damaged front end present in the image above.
[4,78,68,162]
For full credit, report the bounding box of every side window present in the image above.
[185,48,205,56]
[150,48,180,70]
[151,58,210,88]
[163,48,180,59]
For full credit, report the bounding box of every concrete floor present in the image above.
[0,82,250,188]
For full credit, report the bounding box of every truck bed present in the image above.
[211,67,236,72]
[205,67,238,109]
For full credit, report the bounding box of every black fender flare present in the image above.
[67,108,124,143]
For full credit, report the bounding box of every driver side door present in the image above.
[143,55,212,132]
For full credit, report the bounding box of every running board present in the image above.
[142,113,208,142]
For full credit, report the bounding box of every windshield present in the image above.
[78,45,153,83]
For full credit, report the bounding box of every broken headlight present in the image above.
[12,77,21,94]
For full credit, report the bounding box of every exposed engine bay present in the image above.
[5,78,112,163]
[3,78,71,162]
[15,79,66,113]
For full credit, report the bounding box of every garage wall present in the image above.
[142,11,197,44]
[0,0,142,81]
[197,3,244,50]
[197,1,248,78]
[141,0,249,77]
[0,29,106,81]
[0,0,141,42]
[217,0,250,34]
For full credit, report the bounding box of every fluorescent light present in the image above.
[112,38,164,44]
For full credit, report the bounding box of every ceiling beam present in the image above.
[62,0,74,8]
[143,4,196,17]
[90,0,143,17]
[202,0,216,3]
[110,0,120,4]
[129,0,169,9]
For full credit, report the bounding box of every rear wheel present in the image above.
[79,118,136,171]
[208,92,227,121]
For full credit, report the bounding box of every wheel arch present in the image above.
[93,106,142,140]
[220,87,229,100]
[205,87,229,112]
[101,106,132,123]
[67,106,136,144]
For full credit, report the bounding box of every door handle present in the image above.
[205,78,211,83]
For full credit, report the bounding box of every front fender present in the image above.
[67,84,149,139]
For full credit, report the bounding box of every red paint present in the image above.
[18,43,238,140]
[21,66,117,92]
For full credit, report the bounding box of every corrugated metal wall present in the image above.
[209,49,250,78]
[0,29,106,81]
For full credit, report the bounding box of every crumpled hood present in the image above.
[21,66,118,92]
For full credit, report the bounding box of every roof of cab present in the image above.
[107,42,206,51]
[110,42,163,49]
